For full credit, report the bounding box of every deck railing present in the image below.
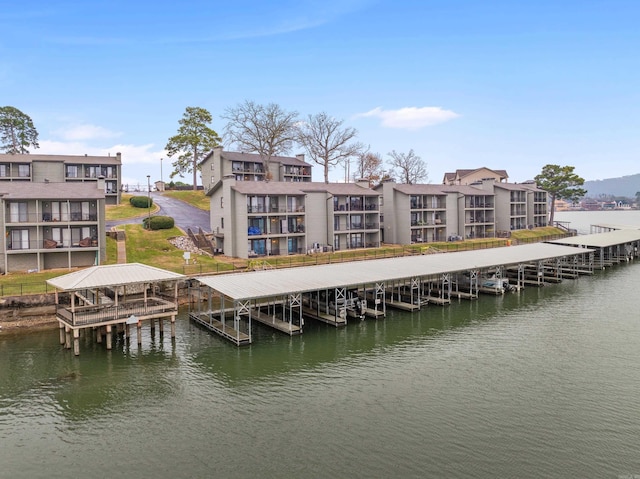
[56,297,177,327]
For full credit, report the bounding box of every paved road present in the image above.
[106,192,211,233]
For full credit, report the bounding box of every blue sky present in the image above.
[2,0,639,187]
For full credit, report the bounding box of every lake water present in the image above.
[2,212,640,478]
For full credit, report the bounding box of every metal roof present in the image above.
[196,243,591,301]
[548,229,640,248]
[47,263,185,291]
[0,153,121,165]
[590,223,640,231]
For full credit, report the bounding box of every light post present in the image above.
[160,157,163,188]
[147,175,151,229]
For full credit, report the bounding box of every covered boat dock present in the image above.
[548,229,640,269]
[190,242,595,346]
[47,263,185,355]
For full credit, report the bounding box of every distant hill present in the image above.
[584,173,640,198]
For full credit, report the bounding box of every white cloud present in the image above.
[38,140,163,162]
[355,106,460,130]
[55,124,122,141]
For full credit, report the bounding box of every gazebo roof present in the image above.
[47,263,185,291]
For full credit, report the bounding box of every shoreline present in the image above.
[0,316,59,333]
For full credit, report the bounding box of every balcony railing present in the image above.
[56,297,177,327]
[8,238,98,251]
[6,212,98,223]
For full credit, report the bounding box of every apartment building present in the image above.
[378,177,548,245]
[0,181,107,273]
[200,146,312,192]
[0,153,122,204]
[208,178,380,259]
[487,181,549,232]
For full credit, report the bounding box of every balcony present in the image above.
[7,237,98,251]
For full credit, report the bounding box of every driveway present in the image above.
[106,192,211,233]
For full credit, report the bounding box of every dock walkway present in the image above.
[252,309,301,335]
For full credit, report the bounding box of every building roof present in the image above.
[47,263,185,291]
[0,182,105,200]
[548,230,640,248]
[387,184,449,195]
[443,167,509,184]
[195,243,591,301]
[0,153,121,165]
[440,185,490,195]
[492,182,529,191]
[229,180,380,196]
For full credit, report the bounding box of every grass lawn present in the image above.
[123,224,236,273]
[162,190,210,211]
[0,225,568,296]
[106,193,159,221]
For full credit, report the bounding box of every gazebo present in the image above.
[47,263,185,355]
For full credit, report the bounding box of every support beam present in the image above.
[73,329,80,356]
[106,325,112,350]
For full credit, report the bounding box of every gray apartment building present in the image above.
[378,177,547,244]
[0,152,122,205]
[208,178,381,259]
[207,160,548,259]
[0,181,107,273]
[0,152,121,273]
[200,146,312,191]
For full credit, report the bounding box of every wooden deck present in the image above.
[384,299,421,312]
[426,295,451,306]
[189,312,251,346]
[252,309,302,336]
[364,307,385,319]
[56,297,178,329]
[301,306,347,327]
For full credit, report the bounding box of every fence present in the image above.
[1,233,574,297]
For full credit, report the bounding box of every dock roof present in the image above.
[196,243,591,301]
[47,263,185,291]
[548,229,640,248]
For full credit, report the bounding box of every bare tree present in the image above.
[352,148,383,187]
[222,101,298,181]
[388,149,428,184]
[297,112,363,183]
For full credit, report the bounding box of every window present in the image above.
[249,239,266,255]
[69,202,83,221]
[221,218,224,229]
[52,227,70,247]
[287,237,298,254]
[11,229,29,250]
[9,202,28,222]
[71,227,91,246]
[66,165,80,178]
[0,164,7,177]
[51,201,69,221]
[102,166,116,178]
[86,166,100,178]
[18,164,30,177]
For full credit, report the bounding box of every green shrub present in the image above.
[130,196,153,208]
[143,215,174,230]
